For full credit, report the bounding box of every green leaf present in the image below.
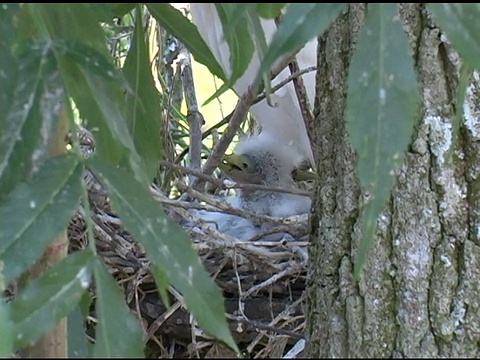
[0,41,56,197]
[246,7,269,63]
[122,7,163,180]
[34,4,112,57]
[258,3,344,82]
[0,154,83,284]
[0,301,13,358]
[93,259,144,358]
[87,158,239,353]
[68,305,90,358]
[68,290,93,358]
[428,3,480,70]
[146,3,227,82]
[345,3,420,279]
[54,39,128,87]
[215,4,255,85]
[151,264,171,308]
[0,3,20,118]
[8,249,94,350]
[33,3,148,185]
[256,3,286,19]
[96,3,136,20]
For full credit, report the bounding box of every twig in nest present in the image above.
[226,314,304,339]
[240,264,304,300]
[146,301,182,341]
[246,293,305,353]
[176,182,309,228]
[160,160,312,198]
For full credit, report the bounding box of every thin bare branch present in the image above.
[288,59,315,149]
[160,160,312,197]
[180,48,204,173]
[254,66,317,105]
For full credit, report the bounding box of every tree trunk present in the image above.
[306,3,480,358]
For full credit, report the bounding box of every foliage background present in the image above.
[1,2,479,358]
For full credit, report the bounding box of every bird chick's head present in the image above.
[219,134,303,186]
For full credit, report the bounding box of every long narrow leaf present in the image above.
[87,158,239,353]
[0,3,19,119]
[258,3,344,82]
[35,4,148,185]
[55,39,128,87]
[215,4,255,85]
[0,154,83,284]
[67,305,90,358]
[0,301,13,357]
[256,3,286,19]
[0,41,56,197]
[345,4,420,279]
[146,3,227,81]
[93,259,144,358]
[8,249,94,350]
[428,4,480,70]
[122,6,163,180]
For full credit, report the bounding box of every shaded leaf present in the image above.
[0,301,13,358]
[246,7,269,62]
[96,3,136,21]
[201,4,258,105]
[0,41,56,197]
[8,249,94,350]
[68,305,90,358]
[34,3,148,185]
[345,3,420,279]
[215,4,255,85]
[54,39,128,87]
[122,6,163,180]
[428,3,480,70]
[68,290,93,358]
[258,3,344,82]
[0,154,83,284]
[93,259,144,358]
[0,3,19,118]
[87,158,239,353]
[34,4,112,57]
[146,3,227,82]
[256,3,286,19]
[151,264,171,308]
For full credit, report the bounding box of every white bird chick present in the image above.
[190,3,317,167]
[219,134,312,217]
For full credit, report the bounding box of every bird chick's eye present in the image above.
[241,162,249,169]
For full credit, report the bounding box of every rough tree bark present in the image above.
[306,3,480,358]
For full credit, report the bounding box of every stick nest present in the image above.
[67,130,310,359]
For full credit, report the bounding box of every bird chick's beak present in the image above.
[219,153,244,172]
[219,153,261,184]
[292,168,317,182]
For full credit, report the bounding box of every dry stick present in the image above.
[288,59,315,151]
[246,293,306,353]
[176,182,308,228]
[241,265,304,300]
[180,48,204,174]
[226,314,304,339]
[254,66,317,105]
[160,160,312,197]
[198,85,259,182]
